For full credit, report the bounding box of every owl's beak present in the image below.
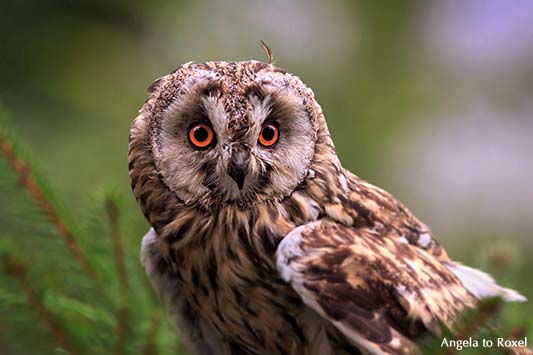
[228,149,249,190]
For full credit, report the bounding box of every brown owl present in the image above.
[128,60,527,355]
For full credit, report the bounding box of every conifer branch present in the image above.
[105,199,129,298]
[142,311,161,355]
[5,254,83,355]
[105,198,130,355]
[0,128,104,296]
[114,306,130,355]
[503,326,531,355]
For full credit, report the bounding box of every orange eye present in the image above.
[258,123,279,147]
[188,123,214,149]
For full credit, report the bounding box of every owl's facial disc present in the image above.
[153,75,315,209]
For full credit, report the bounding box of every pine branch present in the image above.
[502,326,533,355]
[105,198,129,299]
[5,254,83,355]
[114,306,130,355]
[0,127,105,298]
[142,311,161,355]
[105,198,130,355]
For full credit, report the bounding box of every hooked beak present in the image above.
[227,149,249,190]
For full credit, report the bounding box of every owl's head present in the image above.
[129,61,336,216]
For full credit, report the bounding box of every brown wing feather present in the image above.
[276,220,476,355]
[339,170,449,260]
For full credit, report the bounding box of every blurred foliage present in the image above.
[0,110,182,354]
[0,0,532,354]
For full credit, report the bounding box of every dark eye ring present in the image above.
[258,123,279,147]
[188,123,215,149]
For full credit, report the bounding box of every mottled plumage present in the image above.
[128,60,526,354]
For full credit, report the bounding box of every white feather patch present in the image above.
[276,223,317,284]
[444,262,526,302]
[417,233,432,248]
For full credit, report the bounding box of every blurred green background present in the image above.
[1,0,532,354]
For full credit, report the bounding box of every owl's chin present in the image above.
[194,186,278,212]
[218,188,261,209]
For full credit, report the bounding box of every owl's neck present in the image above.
[155,165,352,280]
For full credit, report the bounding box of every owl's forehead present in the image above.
[183,60,287,86]
[149,60,321,139]
[158,61,288,125]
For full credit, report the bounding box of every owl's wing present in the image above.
[275,220,525,355]
[141,229,223,355]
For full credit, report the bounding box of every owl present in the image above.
[128,60,527,355]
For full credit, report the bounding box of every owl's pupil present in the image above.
[262,126,275,141]
[194,127,208,142]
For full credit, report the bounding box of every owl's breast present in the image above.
[167,205,314,354]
